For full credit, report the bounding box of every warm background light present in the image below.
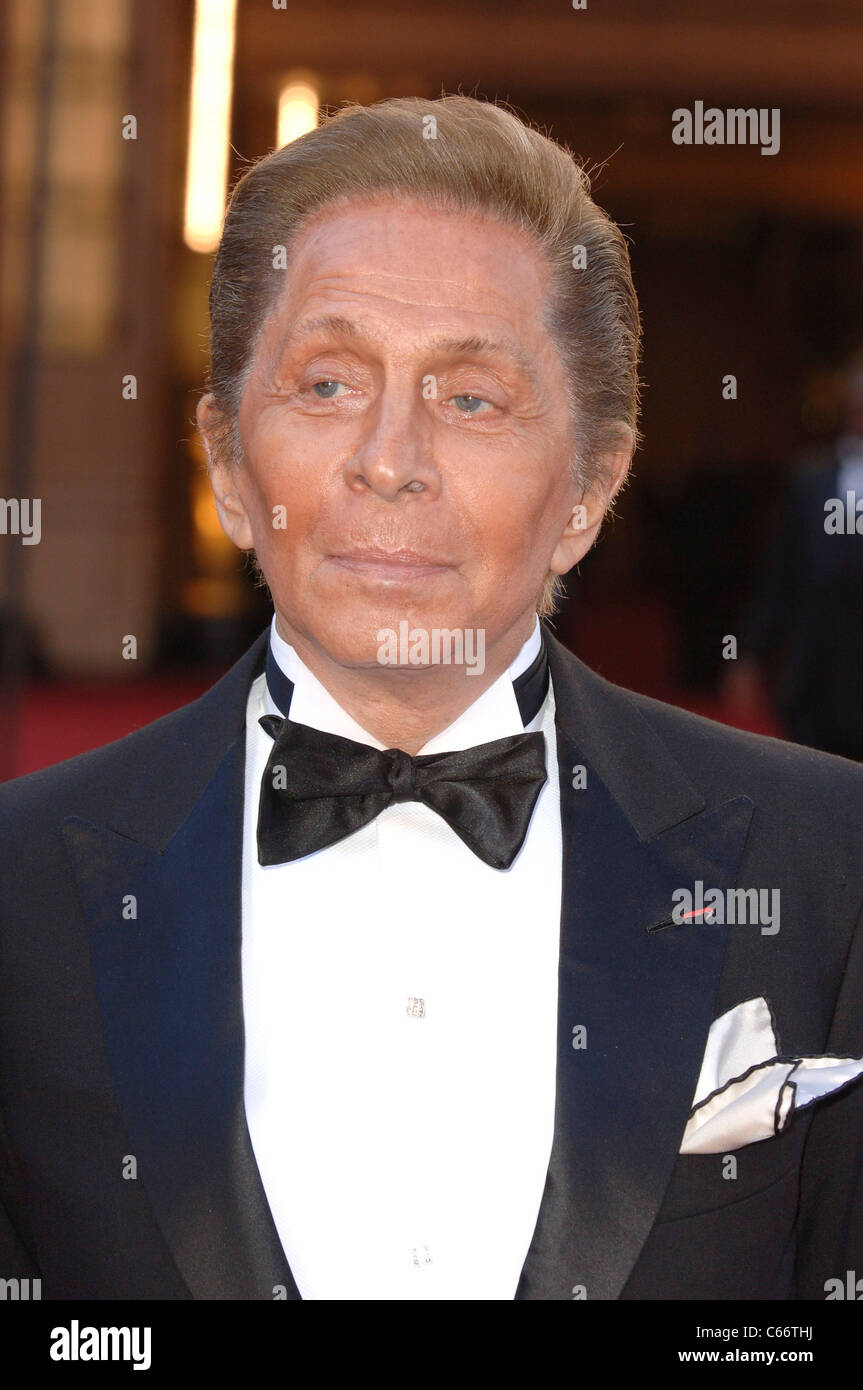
[277,73,319,147]
[183,0,237,253]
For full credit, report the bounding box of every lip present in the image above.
[327,548,455,579]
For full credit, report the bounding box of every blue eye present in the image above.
[451,394,490,414]
[311,380,345,398]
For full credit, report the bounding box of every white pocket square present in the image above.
[680,996,863,1155]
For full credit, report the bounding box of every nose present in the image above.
[345,386,440,501]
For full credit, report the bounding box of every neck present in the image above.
[273,613,539,755]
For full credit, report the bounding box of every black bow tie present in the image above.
[256,637,549,871]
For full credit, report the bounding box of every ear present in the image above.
[196,393,255,551]
[549,424,634,576]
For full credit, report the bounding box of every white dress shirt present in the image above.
[240,615,562,1299]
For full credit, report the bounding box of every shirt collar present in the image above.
[265,614,545,754]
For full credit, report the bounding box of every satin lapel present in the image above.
[517,633,755,1300]
[61,642,299,1300]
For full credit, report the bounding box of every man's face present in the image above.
[202,196,623,670]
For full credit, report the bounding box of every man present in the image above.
[1,95,861,1301]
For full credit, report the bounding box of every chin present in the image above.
[286,598,490,672]
[297,618,407,670]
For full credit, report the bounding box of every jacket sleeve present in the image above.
[795,895,863,1298]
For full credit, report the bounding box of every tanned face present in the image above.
[200,195,631,714]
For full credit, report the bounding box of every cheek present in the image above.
[240,420,323,552]
[450,447,566,570]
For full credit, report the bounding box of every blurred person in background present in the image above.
[729,359,863,760]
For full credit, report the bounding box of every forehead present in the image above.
[259,195,556,356]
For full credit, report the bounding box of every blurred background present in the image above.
[2,0,862,779]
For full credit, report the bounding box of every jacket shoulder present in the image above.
[625,680,863,803]
[546,631,863,820]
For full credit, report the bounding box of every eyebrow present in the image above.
[273,314,541,387]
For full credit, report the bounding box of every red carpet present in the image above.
[5,676,215,780]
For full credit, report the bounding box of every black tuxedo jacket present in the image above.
[1,625,862,1300]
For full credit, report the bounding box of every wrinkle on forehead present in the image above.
[260,288,556,387]
[265,197,552,326]
[266,258,551,326]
